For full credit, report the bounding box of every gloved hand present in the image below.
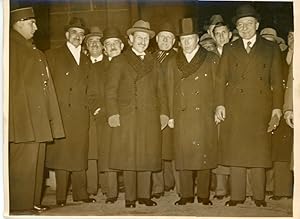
[108,114,120,128]
[168,119,174,128]
[160,114,169,130]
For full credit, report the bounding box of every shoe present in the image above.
[225,200,245,206]
[197,197,213,205]
[56,200,66,207]
[269,195,281,200]
[213,194,227,200]
[151,192,164,199]
[125,200,136,208]
[33,205,49,212]
[164,186,174,192]
[138,198,157,206]
[105,197,117,204]
[254,200,267,207]
[74,198,96,203]
[174,197,194,205]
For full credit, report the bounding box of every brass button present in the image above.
[195,107,200,111]
[195,76,199,80]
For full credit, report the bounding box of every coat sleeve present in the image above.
[283,63,293,112]
[105,57,122,117]
[165,58,176,119]
[270,44,284,109]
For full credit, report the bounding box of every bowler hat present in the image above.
[11,7,35,24]
[64,17,88,32]
[85,26,103,41]
[126,20,155,38]
[232,4,260,24]
[157,22,176,36]
[101,27,123,44]
[178,18,199,36]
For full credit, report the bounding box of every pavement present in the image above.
[10,187,293,217]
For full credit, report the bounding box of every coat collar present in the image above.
[10,29,34,49]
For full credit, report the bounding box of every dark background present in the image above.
[10,0,294,51]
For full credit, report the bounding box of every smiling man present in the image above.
[45,17,96,207]
[215,4,283,207]
[105,20,169,208]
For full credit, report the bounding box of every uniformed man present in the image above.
[9,7,64,212]
[215,4,283,207]
[105,20,169,208]
[166,18,219,206]
[45,17,96,206]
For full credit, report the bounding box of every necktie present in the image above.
[139,55,144,60]
[94,59,97,63]
[246,41,251,54]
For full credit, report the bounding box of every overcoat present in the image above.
[45,44,91,171]
[153,49,177,160]
[9,30,64,143]
[105,49,168,171]
[166,46,219,170]
[216,36,283,168]
[87,57,114,171]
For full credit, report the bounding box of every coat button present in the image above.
[195,91,200,95]
[195,107,200,111]
[192,141,196,145]
[66,72,69,76]
[195,76,199,80]
[203,154,207,158]
[240,89,244,93]
[204,74,207,77]
[70,88,72,91]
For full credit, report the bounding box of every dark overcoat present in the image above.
[166,47,219,170]
[87,57,114,171]
[9,30,64,143]
[216,36,283,168]
[105,49,168,171]
[153,49,177,160]
[45,45,91,171]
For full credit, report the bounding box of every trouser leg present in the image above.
[137,171,151,199]
[55,170,70,202]
[152,171,164,194]
[179,170,194,198]
[123,171,137,201]
[172,160,180,195]
[273,161,293,197]
[196,169,211,199]
[106,171,118,198]
[99,172,108,195]
[33,143,46,206]
[230,167,246,201]
[9,142,39,210]
[86,160,98,195]
[164,160,175,190]
[71,170,89,201]
[249,167,265,201]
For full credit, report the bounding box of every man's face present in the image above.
[86,36,102,57]
[129,31,150,53]
[104,37,124,58]
[17,18,38,40]
[288,31,294,49]
[66,27,85,48]
[180,34,199,54]
[201,40,216,52]
[236,16,259,40]
[156,31,175,51]
[213,25,231,48]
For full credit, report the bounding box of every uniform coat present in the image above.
[153,49,177,160]
[166,46,219,170]
[105,49,168,171]
[216,36,283,168]
[45,44,91,171]
[88,57,114,171]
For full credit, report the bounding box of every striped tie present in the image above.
[246,41,251,54]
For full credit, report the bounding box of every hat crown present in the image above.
[178,18,198,36]
[260,28,277,37]
[232,4,260,24]
[89,26,102,34]
[158,22,176,35]
[65,17,87,31]
[101,27,122,43]
[10,7,35,24]
[209,14,224,26]
[132,20,151,30]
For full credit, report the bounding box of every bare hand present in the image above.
[215,105,226,124]
[168,119,174,128]
[108,114,120,128]
[160,114,169,130]
[284,111,294,128]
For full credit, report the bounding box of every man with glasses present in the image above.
[215,4,283,207]
[45,17,96,207]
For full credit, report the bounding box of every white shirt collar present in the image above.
[90,54,103,63]
[184,45,200,63]
[131,47,146,57]
[66,42,81,65]
[217,47,223,56]
[242,34,257,49]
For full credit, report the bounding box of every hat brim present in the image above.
[177,31,199,37]
[64,25,89,33]
[232,14,260,24]
[126,27,155,38]
[85,33,103,40]
[261,34,284,44]
[101,36,123,44]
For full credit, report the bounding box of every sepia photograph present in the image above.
[3,0,298,218]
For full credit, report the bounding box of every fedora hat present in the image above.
[206,14,224,36]
[64,17,89,32]
[85,26,103,41]
[101,27,123,44]
[178,18,199,36]
[232,4,260,24]
[126,20,155,38]
[157,22,176,36]
[11,7,35,24]
[260,28,285,44]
